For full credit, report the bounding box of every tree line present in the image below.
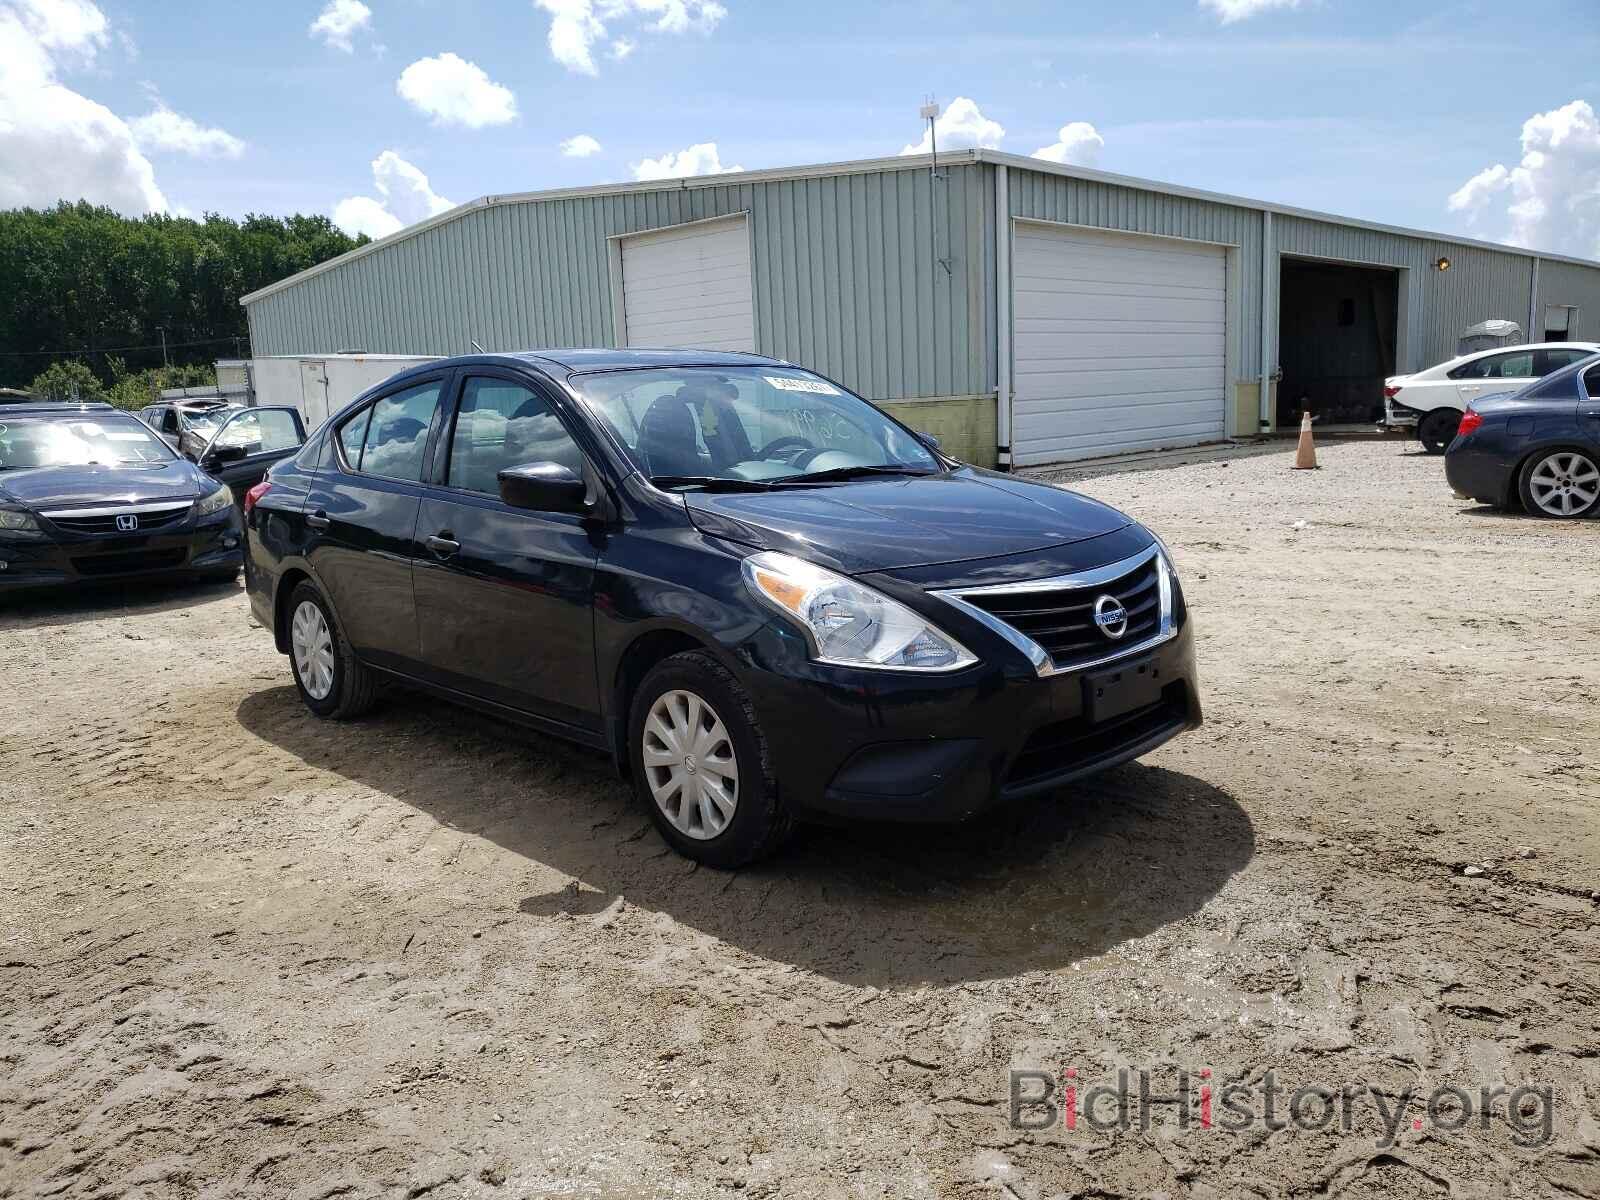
[0,202,367,406]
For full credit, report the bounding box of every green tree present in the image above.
[26,360,107,403]
[0,203,366,391]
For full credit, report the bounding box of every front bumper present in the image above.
[746,617,1202,825]
[0,508,243,589]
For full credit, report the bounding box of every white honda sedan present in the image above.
[1383,342,1600,453]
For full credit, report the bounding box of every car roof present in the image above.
[1456,340,1600,362]
[428,347,791,375]
[0,402,119,417]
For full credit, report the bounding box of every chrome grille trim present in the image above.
[932,544,1176,678]
[41,500,194,518]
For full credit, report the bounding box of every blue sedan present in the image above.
[1445,353,1600,519]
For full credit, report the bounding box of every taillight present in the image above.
[1383,385,1401,399]
[1457,410,1483,438]
[243,479,271,518]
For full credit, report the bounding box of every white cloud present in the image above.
[1032,120,1104,167]
[129,101,244,159]
[1449,100,1600,259]
[309,0,372,53]
[631,141,742,181]
[333,149,456,239]
[560,133,602,157]
[1199,0,1303,22]
[0,0,167,214]
[900,96,1005,156]
[396,52,517,128]
[533,0,725,76]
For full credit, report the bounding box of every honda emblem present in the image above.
[115,514,139,532]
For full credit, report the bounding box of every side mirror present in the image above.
[202,444,248,470]
[498,461,589,514]
[917,430,942,451]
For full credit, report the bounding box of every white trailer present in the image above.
[241,354,438,428]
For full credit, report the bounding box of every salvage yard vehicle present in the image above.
[0,402,243,589]
[1446,352,1600,518]
[244,350,1201,866]
[177,406,305,505]
[138,398,237,450]
[1382,341,1600,453]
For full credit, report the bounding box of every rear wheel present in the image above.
[287,580,378,718]
[628,650,793,867]
[1418,408,1462,454]
[1519,448,1600,519]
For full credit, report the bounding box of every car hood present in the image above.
[0,459,207,510]
[682,467,1132,574]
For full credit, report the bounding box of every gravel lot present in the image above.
[2,440,1598,1199]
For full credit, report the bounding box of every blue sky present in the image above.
[3,0,1599,256]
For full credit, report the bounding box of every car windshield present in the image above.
[567,366,940,487]
[180,409,230,437]
[0,415,175,470]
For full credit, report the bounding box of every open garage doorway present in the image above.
[1277,257,1399,426]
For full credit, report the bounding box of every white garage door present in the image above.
[620,216,755,352]
[1012,222,1227,465]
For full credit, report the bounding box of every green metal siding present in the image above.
[1535,259,1600,341]
[246,164,991,403]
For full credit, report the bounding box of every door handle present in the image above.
[305,509,330,530]
[426,533,460,556]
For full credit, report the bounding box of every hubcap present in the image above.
[642,689,738,840]
[1529,451,1600,517]
[290,599,336,700]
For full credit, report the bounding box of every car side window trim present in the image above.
[423,368,601,500]
[331,371,454,480]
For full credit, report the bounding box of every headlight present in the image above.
[0,508,39,532]
[742,550,976,672]
[194,484,233,517]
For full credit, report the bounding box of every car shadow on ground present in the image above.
[236,685,1254,988]
[0,573,240,629]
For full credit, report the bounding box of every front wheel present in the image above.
[1418,408,1461,454]
[286,581,378,718]
[628,650,793,867]
[1519,448,1600,519]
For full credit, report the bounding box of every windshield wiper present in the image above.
[771,464,939,485]
[649,474,780,492]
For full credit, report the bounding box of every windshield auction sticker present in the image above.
[765,376,840,395]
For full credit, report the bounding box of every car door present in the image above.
[411,371,602,731]
[1582,364,1600,452]
[195,407,306,499]
[302,374,449,673]
[1454,349,1535,406]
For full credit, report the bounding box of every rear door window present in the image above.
[358,382,444,482]
[1535,348,1591,375]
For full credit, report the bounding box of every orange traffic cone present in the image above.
[1292,410,1318,470]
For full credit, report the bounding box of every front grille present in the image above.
[1005,684,1189,791]
[957,553,1163,669]
[72,548,188,576]
[45,505,191,535]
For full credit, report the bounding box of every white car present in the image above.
[1383,342,1600,453]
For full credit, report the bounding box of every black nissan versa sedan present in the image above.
[244,350,1201,865]
[0,402,243,590]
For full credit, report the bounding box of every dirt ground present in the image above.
[2,440,1598,1200]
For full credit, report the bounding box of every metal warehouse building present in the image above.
[241,149,1600,467]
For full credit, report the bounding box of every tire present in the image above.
[1518,447,1600,519]
[286,580,378,719]
[1418,408,1462,455]
[627,650,793,868]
